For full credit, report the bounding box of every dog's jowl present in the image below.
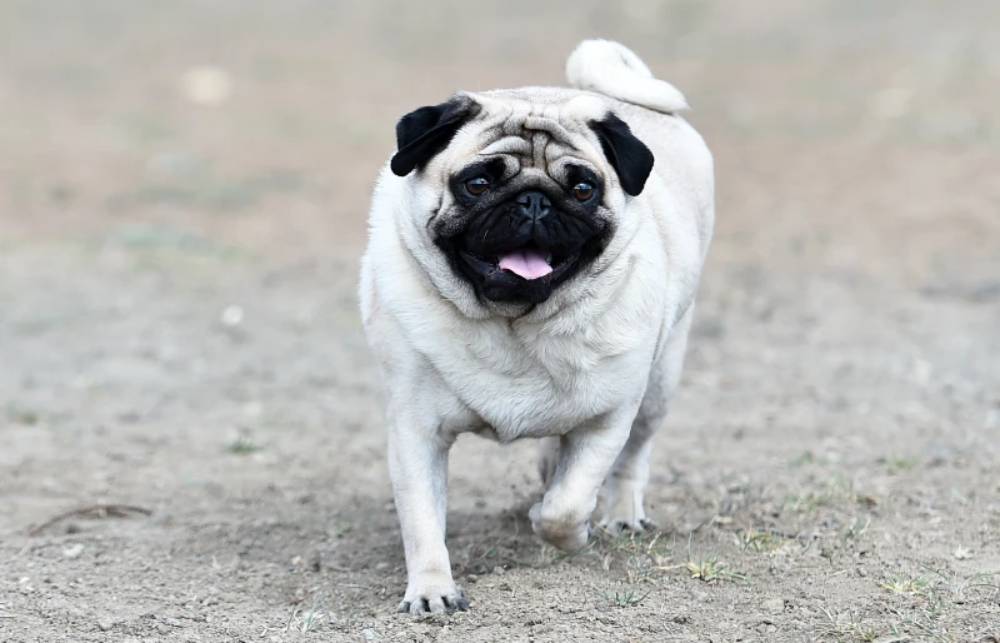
[359,39,714,615]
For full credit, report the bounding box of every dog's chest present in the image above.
[436,318,652,440]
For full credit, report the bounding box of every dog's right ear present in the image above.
[390,96,478,176]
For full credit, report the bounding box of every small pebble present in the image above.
[953,546,973,560]
[220,305,244,327]
[63,544,84,559]
[763,598,785,613]
[180,66,232,106]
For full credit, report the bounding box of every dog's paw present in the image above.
[398,574,469,616]
[529,502,591,551]
[597,477,653,535]
[600,516,657,536]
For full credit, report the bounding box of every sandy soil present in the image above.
[2,1,999,641]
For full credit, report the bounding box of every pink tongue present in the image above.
[498,249,553,280]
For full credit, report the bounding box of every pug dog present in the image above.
[359,39,714,615]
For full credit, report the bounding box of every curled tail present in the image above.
[566,39,688,113]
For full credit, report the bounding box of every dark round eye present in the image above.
[572,181,595,201]
[465,176,491,196]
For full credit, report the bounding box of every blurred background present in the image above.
[2,1,998,640]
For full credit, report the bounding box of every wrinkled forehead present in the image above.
[447,93,608,182]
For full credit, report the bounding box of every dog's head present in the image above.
[389,89,654,307]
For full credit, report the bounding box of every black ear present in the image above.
[390,97,478,176]
[588,113,654,196]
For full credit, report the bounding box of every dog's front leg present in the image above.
[388,418,467,615]
[530,406,636,551]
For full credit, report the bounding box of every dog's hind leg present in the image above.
[598,306,693,533]
[597,406,663,532]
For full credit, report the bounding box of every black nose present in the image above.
[516,191,552,223]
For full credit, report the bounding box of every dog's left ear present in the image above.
[390,96,479,176]
[589,113,654,196]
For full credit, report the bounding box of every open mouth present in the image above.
[498,247,553,280]
[451,239,598,304]
[459,245,581,283]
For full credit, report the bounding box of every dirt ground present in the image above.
[2,1,999,641]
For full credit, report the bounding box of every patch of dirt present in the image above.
[2,1,999,641]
